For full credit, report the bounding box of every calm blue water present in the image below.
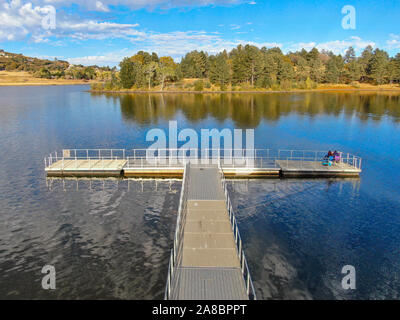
[0,85,399,299]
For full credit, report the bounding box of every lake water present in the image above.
[0,85,399,299]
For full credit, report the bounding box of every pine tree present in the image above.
[277,56,294,83]
[231,45,248,84]
[344,47,356,63]
[325,55,344,83]
[119,57,135,89]
[370,49,389,84]
[244,45,263,86]
[209,53,230,87]
[359,45,374,82]
[393,53,400,83]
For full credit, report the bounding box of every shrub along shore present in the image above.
[90,82,400,94]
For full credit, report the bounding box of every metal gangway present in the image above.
[164,162,256,300]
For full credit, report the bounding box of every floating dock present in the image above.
[44,149,362,178]
[43,148,362,300]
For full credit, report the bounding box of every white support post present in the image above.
[241,251,245,273]
[235,225,238,244]
[247,272,250,295]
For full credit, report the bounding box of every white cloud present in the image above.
[0,1,143,42]
[287,37,375,55]
[95,1,110,12]
[0,0,280,66]
[66,35,281,66]
[32,0,246,12]
[57,21,142,41]
[66,50,130,65]
[0,1,54,41]
[287,42,317,52]
[386,34,400,49]
[315,36,375,54]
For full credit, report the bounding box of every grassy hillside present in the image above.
[0,49,114,82]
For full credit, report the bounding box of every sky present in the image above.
[0,0,399,67]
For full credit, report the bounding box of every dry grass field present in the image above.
[0,71,96,86]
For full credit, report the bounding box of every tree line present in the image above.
[94,45,400,91]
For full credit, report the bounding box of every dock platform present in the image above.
[44,149,362,178]
[276,159,361,177]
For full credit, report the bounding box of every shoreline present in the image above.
[0,81,93,86]
[89,87,400,94]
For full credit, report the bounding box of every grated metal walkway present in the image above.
[169,165,248,300]
[187,167,225,200]
[171,267,247,300]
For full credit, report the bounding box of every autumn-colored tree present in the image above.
[157,56,177,91]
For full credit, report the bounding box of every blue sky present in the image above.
[0,0,399,66]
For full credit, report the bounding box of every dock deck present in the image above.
[44,149,362,178]
[276,159,361,177]
[46,159,127,176]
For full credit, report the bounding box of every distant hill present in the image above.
[0,49,114,80]
[0,49,69,72]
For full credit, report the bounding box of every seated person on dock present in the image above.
[323,150,333,160]
[323,150,334,166]
[333,150,341,163]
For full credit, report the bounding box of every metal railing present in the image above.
[44,148,362,171]
[277,150,362,170]
[44,149,126,170]
[164,162,190,300]
[218,161,257,300]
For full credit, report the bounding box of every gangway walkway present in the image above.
[165,164,256,300]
